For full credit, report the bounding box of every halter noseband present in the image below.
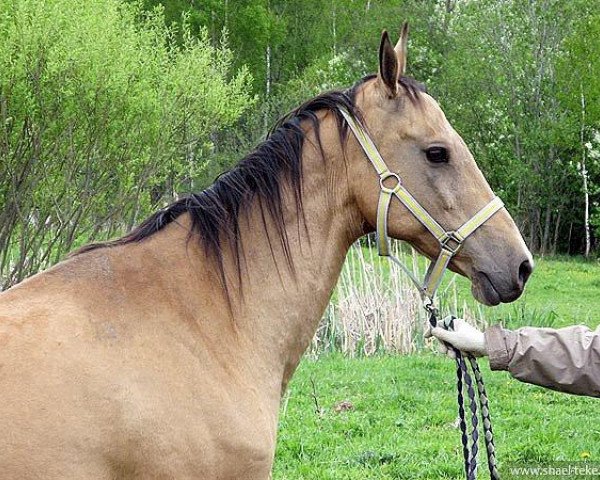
[338,107,504,307]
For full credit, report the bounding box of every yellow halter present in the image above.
[338,107,505,307]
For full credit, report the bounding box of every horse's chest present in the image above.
[115,376,277,479]
[135,429,274,479]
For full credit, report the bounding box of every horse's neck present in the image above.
[223,120,362,392]
[133,116,361,395]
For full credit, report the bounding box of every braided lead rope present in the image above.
[454,347,479,480]
[453,347,474,479]
[430,312,476,480]
[464,354,480,479]
[467,355,501,480]
[430,312,500,480]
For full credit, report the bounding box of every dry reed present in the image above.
[310,238,488,357]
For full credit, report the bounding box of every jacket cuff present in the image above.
[485,324,514,371]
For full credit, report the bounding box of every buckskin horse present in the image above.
[0,26,532,479]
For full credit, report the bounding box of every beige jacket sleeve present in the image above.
[484,324,600,397]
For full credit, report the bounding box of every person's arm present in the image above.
[430,320,600,398]
[486,323,600,397]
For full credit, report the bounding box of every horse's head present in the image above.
[348,26,532,306]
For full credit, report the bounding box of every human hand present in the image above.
[425,317,487,358]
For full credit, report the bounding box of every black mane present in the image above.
[76,75,424,291]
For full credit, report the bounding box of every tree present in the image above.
[0,0,254,287]
[435,0,585,254]
[556,5,600,255]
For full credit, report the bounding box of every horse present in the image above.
[0,27,532,479]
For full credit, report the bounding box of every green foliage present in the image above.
[140,0,285,93]
[0,0,254,285]
[431,1,578,253]
[558,6,600,241]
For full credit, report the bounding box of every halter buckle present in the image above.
[439,231,463,255]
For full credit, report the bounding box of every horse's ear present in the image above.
[378,30,399,97]
[394,22,409,77]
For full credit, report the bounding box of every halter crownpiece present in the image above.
[338,106,504,305]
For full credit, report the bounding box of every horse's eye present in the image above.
[425,147,449,163]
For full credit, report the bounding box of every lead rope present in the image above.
[428,310,501,480]
[468,355,500,480]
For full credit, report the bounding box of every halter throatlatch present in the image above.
[339,106,503,480]
[338,107,504,306]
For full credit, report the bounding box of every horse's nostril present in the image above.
[518,259,533,287]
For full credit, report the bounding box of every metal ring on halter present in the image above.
[379,172,401,193]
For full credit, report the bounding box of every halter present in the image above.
[339,106,503,480]
[338,107,504,308]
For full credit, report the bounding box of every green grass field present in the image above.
[274,256,600,479]
[275,355,599,479]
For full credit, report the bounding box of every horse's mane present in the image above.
[75,75,424,291]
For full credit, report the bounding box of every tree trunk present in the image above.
[580,86,591,258]
[542,204,552,255]
[332,6,337,57]
[265,44,271,98]
[528,207,540,253]
[551,210,561,256]
[567,221,573,254]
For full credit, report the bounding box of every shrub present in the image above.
[0,0,254,287]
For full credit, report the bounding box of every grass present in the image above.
[275,354,600,479]
[275,252,600,478]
